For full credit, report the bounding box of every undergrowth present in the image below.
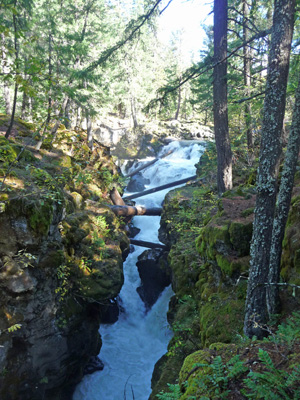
[157,313,300,399]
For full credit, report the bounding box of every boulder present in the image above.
[126,172,150,193]
[136,249,171,310]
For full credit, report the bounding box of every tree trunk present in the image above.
[75,106,81,129]
[86,109,93,150]
[110,205,162,217]
[5,12,19,139]
[21,89,28,120]
[47,33,53,125]
[36,97,68,150]
[243,0,254,164]
[1,33,11,115]
[130,96,138,129]
[213,0,232,195]
[64,98,71,129]
[110,187,125,206]
[174,81,181,120]
[244,0,296,338]
[267,71,300,317]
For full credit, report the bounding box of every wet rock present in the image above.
[136,249,171,310]
[126,172,150,193]
[127,222,141,238]
[83,356,104,375]
[100,298,120,324]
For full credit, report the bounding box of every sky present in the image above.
[158,0,213,63]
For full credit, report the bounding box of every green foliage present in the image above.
[265,312,300,350]
[0,323,22,336]
[74,170,93,185]
[164,186,218,242]
[55,264,71,301]
[163,313,300,400]
[191,355,248,399]
[243,349,300,399]
[195,142,217,182]
[156,383,181,400]
[97,167,115,189]
[7,323,22,333]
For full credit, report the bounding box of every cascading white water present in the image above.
[73,140,205,400]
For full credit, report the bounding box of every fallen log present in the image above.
[110,187,125,206]
[125,149,174,178]
[110,205,162,216]
[122,175,198,201]
[130,239,168,250]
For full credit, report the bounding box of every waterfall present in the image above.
[73,140,205,400]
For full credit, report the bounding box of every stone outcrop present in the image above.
[92,116,213,161]
[136,249,171,310]
[0,124,129,400]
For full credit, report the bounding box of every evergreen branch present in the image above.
[232,90,265,104]
[84,0,163,73]
[145,28,271,111]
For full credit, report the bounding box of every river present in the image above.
[73,140,205,400]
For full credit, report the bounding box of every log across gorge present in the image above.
[73,140,206,400]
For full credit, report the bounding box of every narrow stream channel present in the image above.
[73,140,205,400]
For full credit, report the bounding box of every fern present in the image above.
[227,355,248,379]
[7,323,22,333]
[267,312,300,349]
[156,384,181,400]
[243,348,300,399]
[258,349,275,371]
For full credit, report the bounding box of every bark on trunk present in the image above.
[267,71,300,317]
[36,97,68,150]
[130,96,138,129]
[174,83,181,120]
[86,110,93,150]
[244,0,296,338]
[75,107,81,129]
[110,187,125,206]
[46,33,53,125]
[243,0,254,164]
[5,13,19,139]
[1,33,11,115]
[64,98,71,129]
[213,0,232,195]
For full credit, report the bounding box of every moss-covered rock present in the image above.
[0,119,129,400]
[152,187,255,395]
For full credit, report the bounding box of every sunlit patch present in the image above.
[2,177,25,189]
[5,312,12,321]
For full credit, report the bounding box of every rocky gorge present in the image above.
[0,114,299,400]
[0,116,131,399]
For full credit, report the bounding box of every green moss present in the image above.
[38,249,65,269]
[0,138,18,163]
[0,193,9,201]
[229,221,252,256]
[199,293,244,346]
[28,202,54,235]
[196,224,231,259]
[241,207,254,217]
[178,349,212,399]
[216,254,235,276]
